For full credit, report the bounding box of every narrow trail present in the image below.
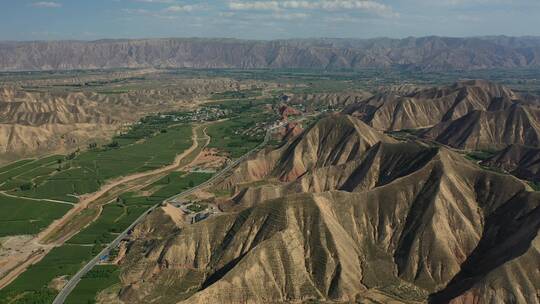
[0,124,209,291]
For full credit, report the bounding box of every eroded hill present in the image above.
[342,80,540,152]
[482,144,540,182]
[0,76,274,162]
[113,114,540,304]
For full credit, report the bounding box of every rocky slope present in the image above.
[482,144,540,182]
[284,91,373,111]
[343,80,521,131]
[422,104,540,150]
[0,87,120,161]
[343,80,540,151]
[115,114,540,304]
[2,36,540,72]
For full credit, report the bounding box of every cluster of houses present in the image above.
[160,106,232,123]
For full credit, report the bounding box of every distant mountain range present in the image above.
[1,36,540,72]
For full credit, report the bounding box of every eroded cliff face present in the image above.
[115,113,540,304]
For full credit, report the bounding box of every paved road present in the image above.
[52,122,285,304]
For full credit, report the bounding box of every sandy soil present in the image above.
[161,203,187,227]
[0,236,52,289]
[184,148,228,172]
[190,189,216,200]
[49,275,69,291]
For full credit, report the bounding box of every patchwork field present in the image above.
[0,124,192,204]
[0,172,212,303]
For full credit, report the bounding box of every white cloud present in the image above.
[219,12,237,17]
[229,1,280,11]
[122,4,203,19]
[273,12,309,20]
[31,1,62,8]
[457,14,482,22]
[227,1,397,17]
[122,8,150,14]
[164,5,199,12]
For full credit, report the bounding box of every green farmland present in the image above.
[210,89,262,100]
[140,171,213,199]
[0,125,192,203]
[0,171,212,303]
[65,265,120,304]
[0,156,65,192]
[0,194,71,237]
[206,98,279,158]
[68,171,212,245]
[0,244,97,304]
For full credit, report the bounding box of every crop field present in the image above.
[64,265,120,304]
[0,112,194,202]
[0,156,64,189]
[0,159,35,174]
[0,244,98,304]
[67,172,213,250]
[0,194,71,237]
[0,171,213,303]
[211,89,262,100]
[66,203,140,245]
[142,171,213,199]
[1,125,192,203]
[206,98,279,158]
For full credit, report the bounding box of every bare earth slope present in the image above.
[343,80,540,151]
[115,114,540,304]
[343,80,520,131]
[422,104,540,150]
[2,36,540,72]
[482,144,540,182]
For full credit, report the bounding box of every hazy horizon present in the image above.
[1,0,540,41]
[3,34,540,43]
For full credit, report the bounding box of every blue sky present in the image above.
[1,0,539,40]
